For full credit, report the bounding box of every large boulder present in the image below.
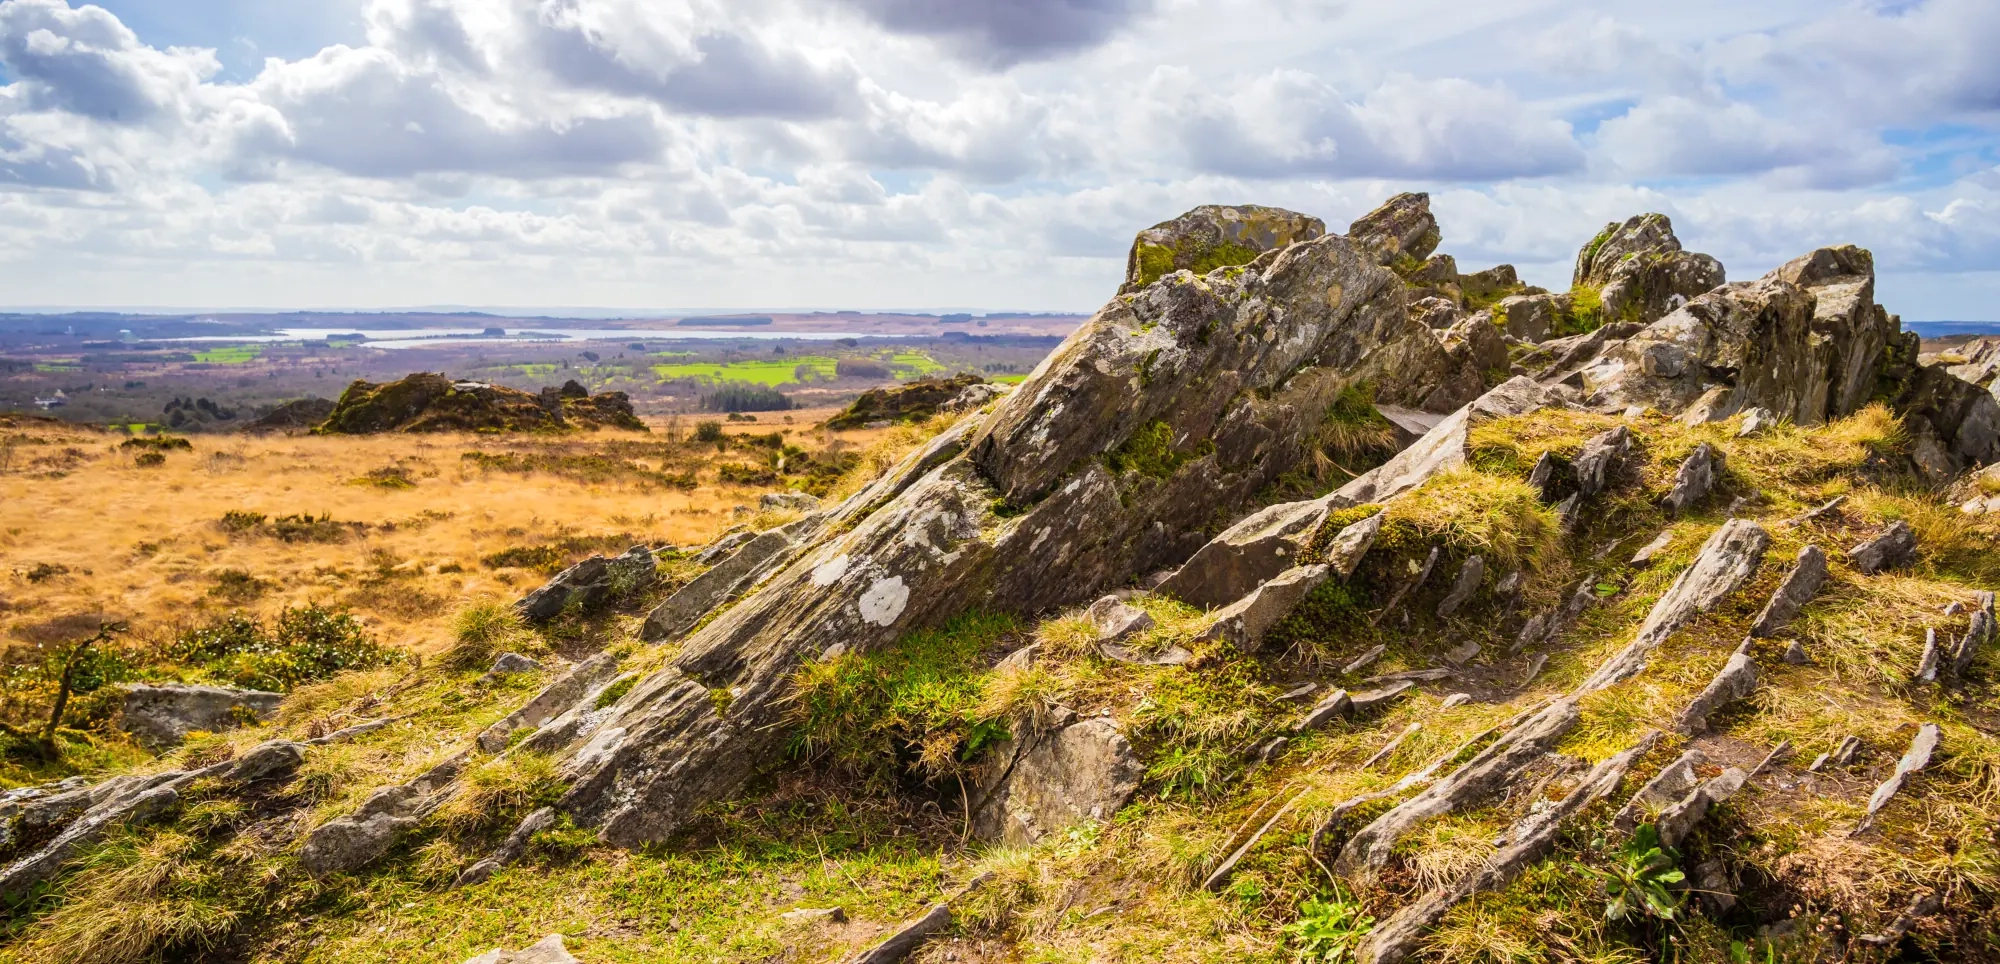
[970,712,1142,846]
[1773,245,1901,418]
[1348,193,1440,269]
[1122,204,1326,292]
[545,212,1441,848]
[119,684,281,747]
[515,546,656,624]
[1573,213,1725,327]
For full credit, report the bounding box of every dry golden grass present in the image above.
[0,410,888,662]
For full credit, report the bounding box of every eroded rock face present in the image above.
[972,714,1142,846]
[1348,193,1440,268]
[516,546,656,624]
[119,684,281,747]
[550,220,1439,849]
[1158,498,1332,609]
[1573,213,1725,327]
[1122,204,1326,292]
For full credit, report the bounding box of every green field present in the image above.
[32,362,80,372]
[991,373,1028,384]
[193,346,262,364]
[651,355,840,385]
[881,350,944,376]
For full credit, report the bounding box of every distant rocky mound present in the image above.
[315,374,645,434]
[245,397,336,432]
[825,372,989,429]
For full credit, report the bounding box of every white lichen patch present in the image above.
[811,553,850,587]
[858,575,910,627]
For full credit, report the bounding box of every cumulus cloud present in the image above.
[1593,96,1899,189]
[834,0,1153,67]
[0,0,218,124]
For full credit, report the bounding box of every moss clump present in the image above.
[1106,420,1212,479]
[1556,284,1605,337]
[1134,237,1262,288]
[1134,242,1178,287]
[825,373,984,429]
[786,611,1019,787]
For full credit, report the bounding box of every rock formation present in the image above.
[825,373,989,429]
[316,373,644,433]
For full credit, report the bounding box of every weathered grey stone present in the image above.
[463,934,579,964]
[1810,735,1862,772]
[695,529,755,564]
[1196,565,1331,650]
[488,652,543,675]
[1749,545,1828,637]
[1296,690,1353,732]
[1337,378,1552,505]
[1442,640,1481,665]
[1657,767,1748,849]
[1737,407,1775,437]
[642,526,800,641]
[1495,293,1558,342]
[1348,681,1415,714]
[1850,521,1916,574]
[1675,647,1757,735]
[1629,530,1674,565]
[1085,595,1154,642]
[1917,628,1944,682]
[1348,192,1440,267]
[972,718,1141,846]
[228,740,308,783]
[760,491,821,512]
[1950,590,1995,676]
[301,752,467,876]
[1577,520,1771,692]
[476,653,621,754]
[1159,497,1332,608]
[1121,204,1325,292]
[1663,443,1720,515]
[1322,511,1384,580]
[516,545,656,624]
[1613,749,1704,832]
[944,381,1011,413]
[1435,555,1484,619]
[1854,723,1939,835]
[1439,693,1472,709]
[1573,213,1726,328]
[1571,426,1632,498]
[1360,735,1654,964]
[1340,645,1386,677]
[118,683,281,747]
[454,807,556,889]
[1783,641,1811,665]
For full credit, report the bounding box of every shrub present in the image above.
[217,510,266,533]
[717,462,779,486]
[133,452,166,468]
[701,382,796,413]
[118,435,192,452]
[351,466,415,489]
[693,420,724,442]
[161,605,402,692]
[206,569,272,603]
[271,512,352,543]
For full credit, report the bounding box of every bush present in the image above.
[700,382,796,413]
[716,462,779,486]
[133,452,166,468]
[441,602,525,671]
[119,435,192,452]
[161,605,403,692]
[693,420,724,442]
[218,510,266,533]
[271,512,353,543]
[207,569,273,602]
[836,358,892,379]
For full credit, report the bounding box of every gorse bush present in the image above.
[161,605,402,692]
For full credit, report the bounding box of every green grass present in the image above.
[192,346,263,365]
[33,362,80,372]
[652,356,839,386]
[991,374,1027,384]
[881,351,944,378]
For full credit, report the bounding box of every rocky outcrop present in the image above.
[317,373,644,434]
[1348,193,1440,269]
[301,752,466,875]
[826,373,987,429]
[118,683,281,747]
[1573,213,1725,327]
[1122,205,1326,292]
[462,935,578,964]
[1196,564,1331,650]
[1577,520,1771,692]
[545,216,1437,848]
[515,546,656,623]
[1878,331,2000,475]
[1158,498,1334,608]
[1336,377,1551,505]
[640,521,810,641]
[475,653,621,753]
[245,397,335,432]
[1850,521,1915,575]
[971,711,1142,846]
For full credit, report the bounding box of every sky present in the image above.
[0,0,1994,317]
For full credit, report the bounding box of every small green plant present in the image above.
[1576,823,1685,922]
[132,451,167,467]
[594,675,637,709]
[207,569,273,602]
[118,435,192,452]
[351,465,415,489]
[442,602,524,670]
[161,605,401,691]
[1283,891,1375,963]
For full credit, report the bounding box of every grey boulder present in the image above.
[119,683,281,747]
[515,545,656,624]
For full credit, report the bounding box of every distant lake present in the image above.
[162,327,884,349]
[1907,322,2000,338]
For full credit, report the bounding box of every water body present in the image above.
[161,327,885,349]
[1907,321,2000,338]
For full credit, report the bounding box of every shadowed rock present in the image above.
[1348,193,1440,268]
[1662,443,1720,515]
[516,545,655,624]
[1749,546,1828,637]
[1850,521,1916,575]
[971,714,1141,846]
[119,683,281,748]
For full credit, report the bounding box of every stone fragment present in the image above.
[1749,741,1793,780]
[1348,681,1416,714]
[477,653,622,754]
[844,874,994,964]
[1160,498,1332,608]
[1085,595,1155,642]
[1571,426,1632,498]
[1949,590,1995,676]
[1749,545,1828,638]
[1809,736,1862,772]
[695,529,755,564]
[1526,451,1571,503]
[1097,641,1192,666]
[1782,641,1810,665]
[453,807,556,889]
[1364,668,1454,684]
[1629,531,1673,565]
[118,683,281,748]
[1917,628,1943,682]
[1857,892,1944,947]
[1736,408,1775,437]
[1849,521,1916,575]
[516,545,656,623]
[761,491,822,512]
[1656,767,1748,848]
[1196,565,1331,650]
[1674,646,1757,735]
[488,652,544,675]
[1788,495,1847,526]
[1854,723,1940,835]
[1435,555,1484,618]
[780,907,847,924]
[1613,749,1704,833]
[1439,693,1472,709]
[1321,511,1384,581]
[1295,690,1353,732]
[1577,520,1771,692]
[971,719,1141,846]
[1662,443,1720,516]
[642,525,801,641]
[1442,641,1481,666]
[1340,644,1387,676]
[462,934,579,964]
[1694,858,1737,915]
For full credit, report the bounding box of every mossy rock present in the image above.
[1122,204,1326,291]
[825,373,985,430]
[316,373,644,434]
